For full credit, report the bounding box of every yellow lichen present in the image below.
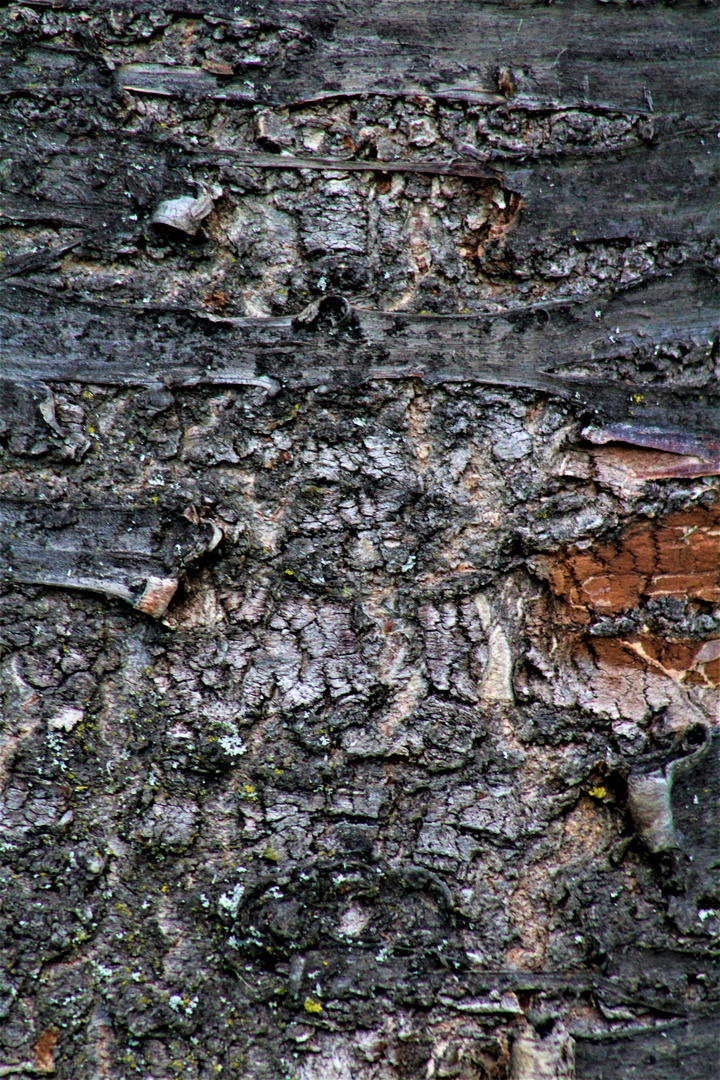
[261,843,279,862]
[303,998,323,1014]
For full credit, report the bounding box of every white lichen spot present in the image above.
[48,707,84,732]
[218,883,245,917]
[337,904,370,938]
[219,733,247,758]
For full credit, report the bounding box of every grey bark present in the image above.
[0,3,719,1079]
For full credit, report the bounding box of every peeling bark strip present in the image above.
[583,425,720,463]
[1,2,720,1079]
[2,272,718,438]
[0,501,221,616]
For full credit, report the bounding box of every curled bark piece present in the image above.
[206,520,224,553]
[292,293,352,331]
[184,506,224,553]
[627,773,676,853]
[628,729,710,853]
[151,194,214,236]
[38,390,63,435]
[510,1023,575,1080]
[134,575,179,618]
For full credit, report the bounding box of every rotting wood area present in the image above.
[0,3,719,1079]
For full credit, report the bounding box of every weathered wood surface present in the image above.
[1,2,719,1078]
[3,0,719,118]
[2,272,719,436]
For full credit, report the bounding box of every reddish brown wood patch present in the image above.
[33,1028,58,1074]
[544,504,720,686]
[548,505,720,618]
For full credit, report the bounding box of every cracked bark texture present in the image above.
[1,2,719,1078]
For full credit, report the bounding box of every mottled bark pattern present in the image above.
[0,3,719,1079]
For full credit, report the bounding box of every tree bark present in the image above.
[1,2,719,1078]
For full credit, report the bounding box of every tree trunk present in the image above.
[1,3,719,1078]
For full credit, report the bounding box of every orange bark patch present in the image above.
[33,1028,58,1074]
[590,636,718,687]
[545,504,720,686]
[550,505,720,616]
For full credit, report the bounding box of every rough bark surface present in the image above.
[0,2,719,1078]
